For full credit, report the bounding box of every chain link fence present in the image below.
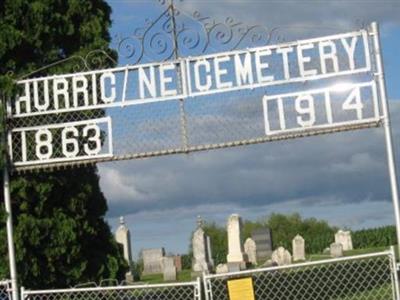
[18,251,400,300]
[0,281,12,300]
[22,280,201,300]
[203,251,399,300]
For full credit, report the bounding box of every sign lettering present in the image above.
[7,27,381,170]
[262,81,379,135]
[10,30,370,118]
[10,117,113,166]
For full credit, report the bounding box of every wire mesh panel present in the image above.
[22,280,201,300]
[203,251,399,300]
[0,281,12,300]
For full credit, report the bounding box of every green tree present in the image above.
[195,214,396,267]
[353,226,397,249]
[242,219,267,240]
[0,0,127,289]
[203,222,227,266]
[181,254,191,270]
[266,213,337,253]
[203,214,338,264]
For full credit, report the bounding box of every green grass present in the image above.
[331,284,393,300]
[288,247,398,299]
[177,269,192,281]
[307,254,331,261]
[139,269,193,283]
[136,249,398,300]
[141,246,398,283]
[344,246,390,256]
[305,245,397,262]
[139,273,164,283]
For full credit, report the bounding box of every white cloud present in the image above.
[100,166,148,203]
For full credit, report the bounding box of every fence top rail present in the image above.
[204,250,394,280]
[22,280,200,295]
[0,280,11,286]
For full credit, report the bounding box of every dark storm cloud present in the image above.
[103,0,400,232]
[99,101,400,218]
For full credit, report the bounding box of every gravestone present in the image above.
[244,238,257,265]
[216,264,229,274]
[271,247,292,266]
[192,217,212,273]
[323,247,330,255]
[292,234,305,261]
[226,214,246,270]
[252,227,273,263]
[330,243,343,258]
[142,248,165,275]
[161,256,177,281]
[227,262,242,272]
[174,255,182,272]
[261,259,277,268]
[206,236,215,268]
[115,217,133,281]
[115,217,133,263]
[335,230,353,251]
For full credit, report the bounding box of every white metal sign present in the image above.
[263,81,379,135]
[10,117,113,166]
[7,28,380,170]
[11,30,369,118]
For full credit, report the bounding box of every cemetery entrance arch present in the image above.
[3,1,400,299]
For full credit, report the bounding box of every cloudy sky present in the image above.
[103,0,400,257]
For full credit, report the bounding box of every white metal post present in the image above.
[4,166,19,300]
[20,286,24,300]
[169,0,189,152]
[371,22,400,261]
[390,246,400,299]
[2,93,19,300]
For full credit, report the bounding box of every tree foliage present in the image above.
[0,0,127,289]
[181,254,191,270]
[199,214,397,267]
[203,222,228,266]
[352,226,397,249]
[203,213,337,265]
[264,213,337,254]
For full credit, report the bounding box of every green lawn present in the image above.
[331,284,393,300]
[139,269,193,283]
[305,245,396,262]
[275,247,397,300]
[344,246,391,256]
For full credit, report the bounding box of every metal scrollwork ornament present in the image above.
[113,0,276,65]
[18,49,117,80]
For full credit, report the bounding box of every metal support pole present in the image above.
[2,93,19,300]
[371,22,400,261]
[390,246,400,299]
[169,0,189,151]
[4,166,19,300]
